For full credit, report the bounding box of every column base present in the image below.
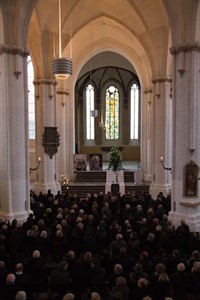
[149,182,171,199]
[33,181,61,196]
[168,199,200,232]
[0,210,30,225]
[143,174,153,183]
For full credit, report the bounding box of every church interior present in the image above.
[1,0,200,232]
[1,2,200,300]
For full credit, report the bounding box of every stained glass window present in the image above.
[130,83,139,139]
[105,85,119,140]
[86,84,95,140]
[27,56,35,139]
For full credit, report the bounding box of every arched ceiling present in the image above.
[28,0,172,84]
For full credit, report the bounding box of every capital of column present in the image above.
[57,90,70,96]
[152,76,172,84]
[170,42,200,55]
[0,44,30,79]
[33,78,57,86]
[33,79,57,100]
[144,89,153,94]
[152,77,172,99]
[56,90,70,107]
[0,44,29,57]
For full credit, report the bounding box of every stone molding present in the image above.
[33,79,56,86]
[57,90,69,96]
[180,200,200,207]
[170,43,200,55]
[144,89,153,94]
[0,44,29,57]
[152,77,172,84]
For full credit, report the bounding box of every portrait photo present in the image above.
[89,154,103,171]
[73,154,87,172]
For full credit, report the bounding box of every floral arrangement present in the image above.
[108,146,122,171]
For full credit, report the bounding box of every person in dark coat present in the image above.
[129,263,148,290]
[168,249,188,275]
[52,228,67,261]
[136,251,154,275]
[50,261,72,298]
[109,276,130,300]
[31,260,49,299]
[15,263,31,297]
[110,234,127,257]
[80,232,99,254]
[115,247,135,274]
[107,264,128,290]
[0,273,21,300]
[0,260,9,288]
[129,277,152,300]
[170,263,192,300]
[189,261,200,297]
[127,231,141,259]
[87,257,106,297]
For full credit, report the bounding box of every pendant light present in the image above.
[52,0,73,79]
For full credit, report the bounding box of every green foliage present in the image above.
[108,146,122,170]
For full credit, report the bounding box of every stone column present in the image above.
[56,80,69,182]
[141,89,154,183]
[149,78,172,198]
[169,44,200,231]
[33,79,61,195]
[0,45,30,222]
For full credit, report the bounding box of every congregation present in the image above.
[0,189,200,300]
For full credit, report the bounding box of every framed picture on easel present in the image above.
[73,154,87,172]
[89,154,102,171]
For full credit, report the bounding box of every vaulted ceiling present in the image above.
[27,0,172,84]
[26,0,200,86]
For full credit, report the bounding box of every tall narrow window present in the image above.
[105,85,119,140]
[27,56,35,139]
[130,83,139,139]
[86,84,95,140]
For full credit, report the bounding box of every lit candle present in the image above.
[160,156,164,162]
[38,157,41,162]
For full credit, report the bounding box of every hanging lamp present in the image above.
[52,0,73,79]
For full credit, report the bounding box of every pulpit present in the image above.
[111,183,119,196]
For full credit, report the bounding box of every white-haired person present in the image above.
[62,293,75,300]
[90,292,101,300]
[15,291,26,300]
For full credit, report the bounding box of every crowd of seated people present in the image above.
[0,189,200,299]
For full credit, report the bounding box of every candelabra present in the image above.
[160,156,172,171]
[30,157,41,174]
[61,175,69,189]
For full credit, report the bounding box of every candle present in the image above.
[160,156,164,162]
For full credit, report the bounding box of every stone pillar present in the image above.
[33,79,61,195]
[169,44,200,232]
[149,78,172,198]
[141,89,154,183]
[56,80,70,182]
[0,45,30,222]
